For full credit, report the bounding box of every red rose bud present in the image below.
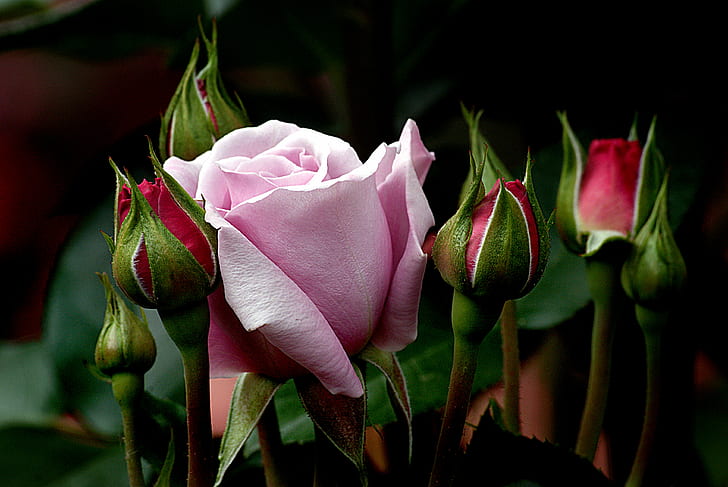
[110,154,218,311]
[159,22,250,161]
[94,273,157,377]
[432,152,550,303]
[556,113,665,257]
[621,174,686,313]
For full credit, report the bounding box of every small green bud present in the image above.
[621,175,686,311]
[95,273,157,376]
[159,21,250,161]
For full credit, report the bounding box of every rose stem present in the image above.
[257,398,290,487]
[428,291,501,487]
[112,372,146,487]
[160,302,215,487]
[500,299,521,434]
[625,306,665,487]
[575,256,625,461]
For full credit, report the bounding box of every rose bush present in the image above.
[164,119,434,397]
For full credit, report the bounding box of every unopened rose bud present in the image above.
[159,22,250,161]
[432,152,550,304]
[94,273,156,376]
[621,175,686,313]
[556,113,665,257]
[109,152,219,311]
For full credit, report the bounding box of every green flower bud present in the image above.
[159,21,250,161]
[621,174,686,311]
[94,273,156,376]
[432,152,550,304]
[109,150,219,311]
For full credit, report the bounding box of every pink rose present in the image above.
[164,119,434,397]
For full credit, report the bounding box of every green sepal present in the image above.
[459,105,512,202]
[357,344,412,461]
[432,153,486,294]
[295,363,367,483]
[583,230,631,258]
[197,20,250,140]
[555,111,587,255]
[521,152,552,295]
[633,117,666,236]
[215,373,284,487]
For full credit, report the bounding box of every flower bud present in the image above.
[159,22,250,161]
[432,152,550,303]
[556,113,665,257]
[621,175,686,312]
[95,273,157,376]
[109,151,219,311]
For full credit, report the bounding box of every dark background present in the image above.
[1,1,726,486]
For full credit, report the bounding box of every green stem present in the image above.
[112,372,146,487]
[428,290,502,487]
[575,256,625,461]
[500,300,521,434]
[257,399,289,487]
[428,335,480,487]
[625,307,666,487]
[160,302,215,487]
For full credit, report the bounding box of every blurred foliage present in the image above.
[1,0,727,486]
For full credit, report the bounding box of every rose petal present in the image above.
[578,138,641,235]
[209,120,301,160]
[221,170,392,353]
[206,206,364,397]
[368,121,435,350]
[207,286,305,379]
[273,129,362,181]
[164,152,209,197]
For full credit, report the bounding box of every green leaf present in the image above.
[295,364,367,478]
[357,344,412,460]
[215,373,283,487]
[460,412,613,486]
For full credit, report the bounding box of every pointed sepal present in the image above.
[357,344,413,461]
[295,364,367,483]
[215,373,284,487]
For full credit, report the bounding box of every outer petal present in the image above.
[370,120,435,350]
[164,152,210,198]
[207,286,306,379]
[221,169,392,353]
[206,206,364,397]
